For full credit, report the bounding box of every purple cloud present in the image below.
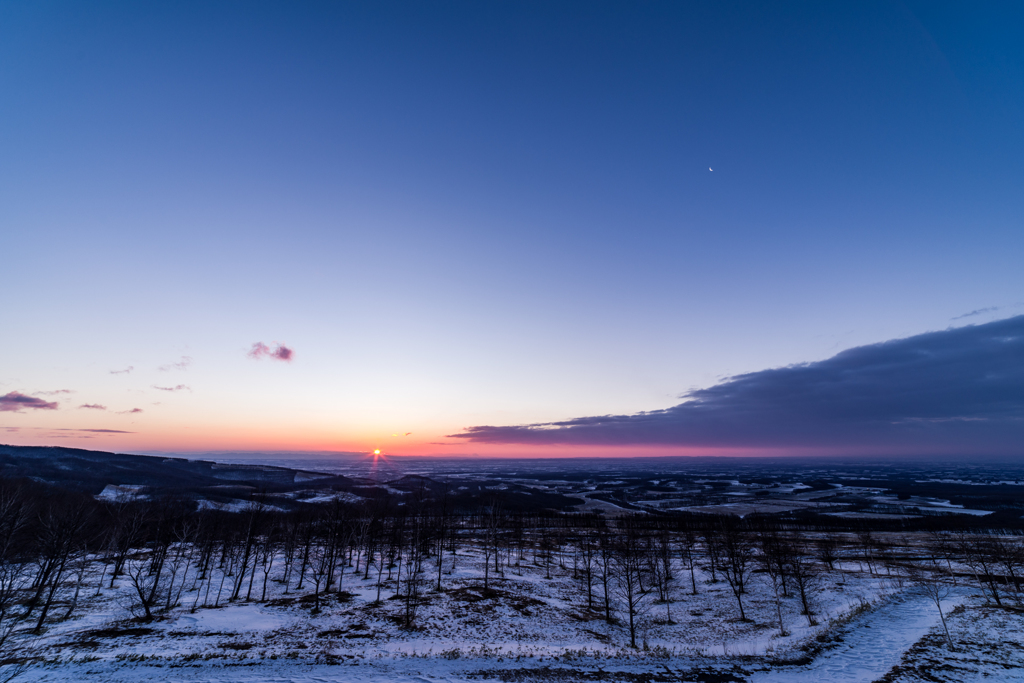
[78,403,108,410]
[36,389,74,396]
[451,315,1024,456]
[152,384,190,392]
[117,407,144,414]
[0,392,59,412]
[248,342,271,359]
[271,345,294,361]
[248,342,294,362]
[110,366,134,375]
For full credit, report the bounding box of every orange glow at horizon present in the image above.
[4,417,950,459]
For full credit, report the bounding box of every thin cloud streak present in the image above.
[158,356,193,371]
[78,404,107,410]
[110,366,134,375]
[451,315,1024,455]
[952,307,999,320]
[152,385,190,392]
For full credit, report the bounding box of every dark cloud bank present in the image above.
[451,316,1024,455]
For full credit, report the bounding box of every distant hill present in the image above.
[0,444,354,509]
[0,444,587,513]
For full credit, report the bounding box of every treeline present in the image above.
[2,475,1024,654]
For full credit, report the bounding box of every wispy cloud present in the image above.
[248,342,294,362]
[36,389,74,396]
[451,315,1024,455]
[49,428,134,434]
[110,366,134,375]
[78,403,107,410]
[0,392,59,412]
[152,384,190,392]
[248,342,270,359]
[117,408,144,414]
[952,307,999,321]
[159,356,193,372]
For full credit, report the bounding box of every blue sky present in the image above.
[1,1,1022,456]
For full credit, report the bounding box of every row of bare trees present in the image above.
[561,517,828,645]
[2,474,1024,658]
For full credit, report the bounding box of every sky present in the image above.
[1,1,1022,459]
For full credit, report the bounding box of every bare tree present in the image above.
[991,536,1024,603]
[0,561,27,651]
[815,535,839,572]
[31,501,91,632]
[0,484,30,678]
[125,550,160,620]
[400,517,424,629]
[432,485,452,592]
[955,531,1004,606]
[785,537,821,626]
[61,550,90,621]
[717,519,754,621]
[107,500,146,587]
[279,515,300,594]
[574,532,597,610]
[307,535,332,613]
[0,483,31,649]
[164,516,200,610]
[907,560,956,650]
[651,532,677,624]
[857,530,878,576]
[676,520,701,595]
[230,499,266,601]
[755,525,788,636]
[701,523,723,583]
[481,502,504,589]
[613,530,653,648]
[596,529,615,623]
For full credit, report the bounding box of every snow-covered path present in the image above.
[749,590,966,683]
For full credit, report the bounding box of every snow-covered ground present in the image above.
[10,548,1024,682]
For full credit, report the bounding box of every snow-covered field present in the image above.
[9,542,1023,683]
